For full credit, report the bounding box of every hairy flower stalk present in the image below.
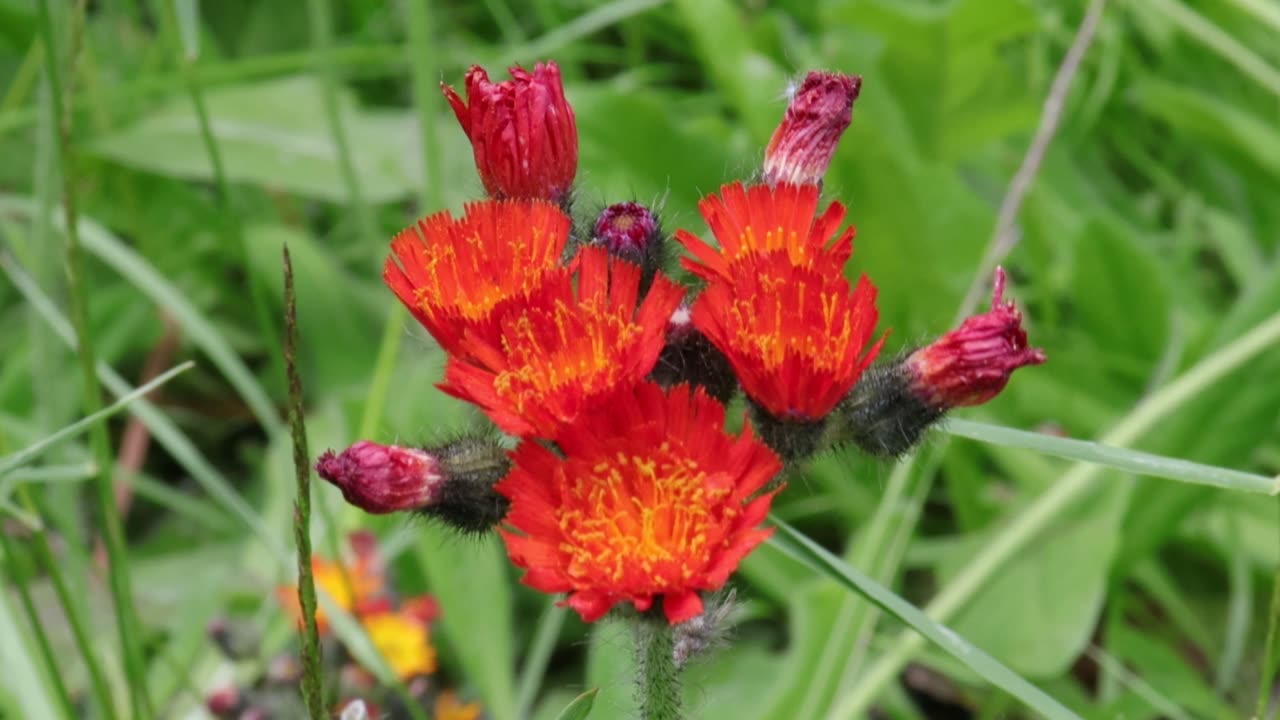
[636,620,683,720]
[839,267,1047,456]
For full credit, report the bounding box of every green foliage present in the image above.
[1,0,1278,718]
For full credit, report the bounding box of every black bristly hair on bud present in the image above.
[650,304,739,405]
[835,358,943,458]
[413,428,512,535]
[748,401,828,465]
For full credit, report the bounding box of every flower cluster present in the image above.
[208,533,480,719]
[316,64,1045,631]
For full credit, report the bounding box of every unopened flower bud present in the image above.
[316,442,443,514]
[649,304,737,404]
[838,268,1046,457]
[592,201,664,291]
[442,61,578,204]
[905,268,1046,408]
[763,72,861,187]
[318,434,512,534]
[205,686,242,718]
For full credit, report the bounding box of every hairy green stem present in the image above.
[635,620,682,720]
[36,1,151,716]
[284,246,325,719]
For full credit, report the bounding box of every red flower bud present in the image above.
[205,686,241,718]
[316,442,443,514]
[442,61,578,202]
[593,202,660,262]
[906,268,1046,408]
[763,72,861,187]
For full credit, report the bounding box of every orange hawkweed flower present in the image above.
[276,538,384,634]
[434,691,483,720]
[692,251,882,421]
[361,608,437,679]
[498,382,781,625]
[675,182,852,282]
[383,199,571,356]
[440,246,684,437]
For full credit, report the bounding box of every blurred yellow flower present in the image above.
[434,691,482,720]
[362,611,437,679]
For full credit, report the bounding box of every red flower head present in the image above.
[764,72,861,187]
[383,199,571,356]
[316,441,443,514]
[692,251,882,421]
[905,267,1046,408]
[440,246,684,437]
[498,382,781,625]
[676,182,853,283]
[442,62,578,202]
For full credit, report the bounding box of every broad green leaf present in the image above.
[572,86,746,219]
[1100,621,1239,719]
[946,480,1130,677]
[553,689,598,720]
[823,0,1038,160]
[91,76,424,204]
[584,620,636,720]
[755,584,856,720]
[1130,80,1280,179]
[1071,217,1172,373]
[414,528,517,720]
[771,520,1081,720]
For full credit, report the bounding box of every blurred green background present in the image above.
[2,0,1279,718]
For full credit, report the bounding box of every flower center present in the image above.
[557,443,731,590]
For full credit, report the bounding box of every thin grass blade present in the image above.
[769,517,1081,720]
[943,418,1277,494]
